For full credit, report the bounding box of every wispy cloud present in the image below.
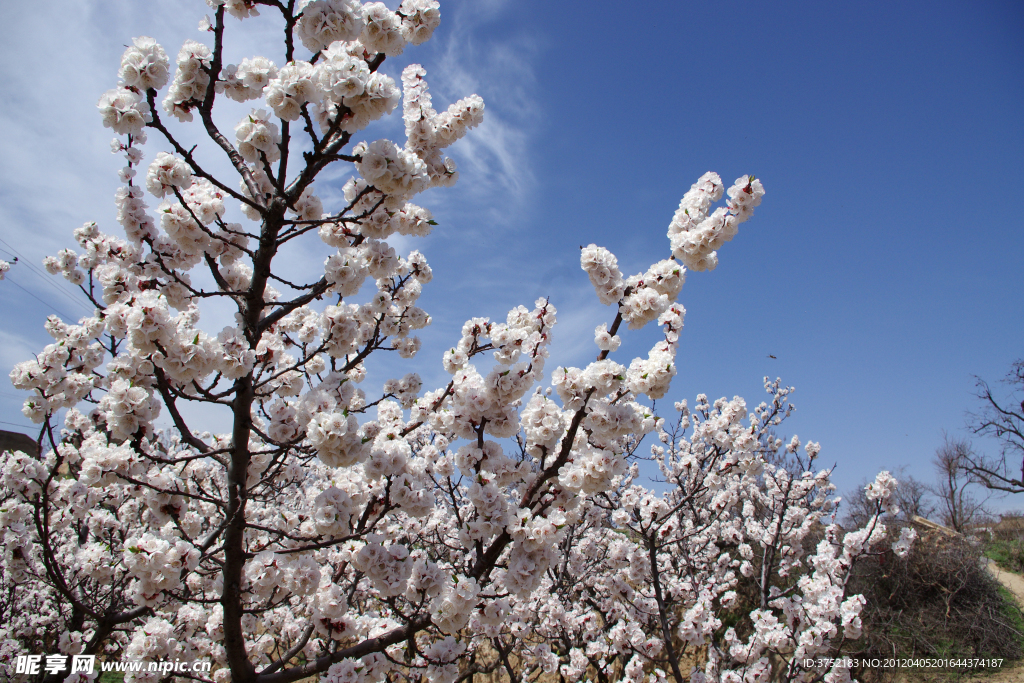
[416,0,539,228]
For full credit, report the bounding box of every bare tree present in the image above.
[962,360,1024,493]
[894,471,936,522]
[933,435,989,533]
[842,467,935,528]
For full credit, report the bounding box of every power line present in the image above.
[0,252,94,316]
[4,273,79,321]
[0,243,79,299]
[0,419,36,431]
[0,237,93,315]
[0,236,82,298]
[0,251,94,316]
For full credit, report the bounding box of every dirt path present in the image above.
[962,561,1024,682]
[988,561,1024,607]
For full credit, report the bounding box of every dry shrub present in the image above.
[990,514,1024,543]
[845,526,1023,681]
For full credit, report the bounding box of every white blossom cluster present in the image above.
[98,87,152,136]
[295,0,440,54]
[164,40,213,122]
[667,172,765,272]
[10,316,105,422]
[205,0,262,21]
[119,36,171,91]
[217,57,278,102]
[146,152,193,198]
[0,4,906,683]
[234,109,281,163]
[401,64,484,188]
[123,533,201,607]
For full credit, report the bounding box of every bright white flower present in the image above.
[580,244,625,305]
[361,3,406,56]
[163,40,212,121]
[98,87,152,135]
[296,0,364,53]
[354,139,429,196]
[265,61,320,121]
[865,470,898,503]
[119,36,170,91]
[146,152,193,197]
[206,0,261,20]
[317,44,370,102]
[235,109,282,163]
[398,0,441,45]
[594,323,621,352]
[892,526,916,558]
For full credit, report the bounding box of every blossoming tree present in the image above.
[1,2,912,682]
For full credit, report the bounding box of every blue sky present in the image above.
[1,0,1021,506]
